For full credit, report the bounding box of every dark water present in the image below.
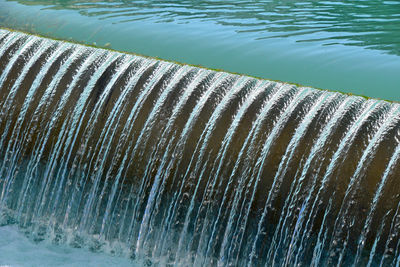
[0,0,399,101]
[0,29,400,266]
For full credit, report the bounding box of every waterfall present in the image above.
[0,29,399,266]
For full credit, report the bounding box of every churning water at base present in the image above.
[0,225,134,266]
[0,29,399,266]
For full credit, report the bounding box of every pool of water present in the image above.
[0,0,399,101]
[0,225,135,267]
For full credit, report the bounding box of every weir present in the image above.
[0,29,399,266]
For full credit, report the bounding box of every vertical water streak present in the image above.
[289,96,362,265]
[217,83,295,266]
[62,58,155,229]
[327,104,400,265]
[0,37,48,143]
[147,72,228,252]
[0,39,54,153]
[0,32,22,67]
[134,66,199,250]
[175,76,253,264]
[45,52,120,231]
[0,35,33,89]
[245,87,318,265]
[108,61,175,240]
[17,46,86,222]
[309,100,384,266]
[177,79,268,263]
[145,69,212,257]
[0,41,73,212]
[94,58,156,237]
[270,94,347,265]
[54,50,115,226]
[193,79,271,265]
[259,92,338,265]
[50,55,134,224]
[354,133,400,264]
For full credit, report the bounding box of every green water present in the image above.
[0,0,399,101]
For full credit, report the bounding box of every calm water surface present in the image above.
[0,1,399,98]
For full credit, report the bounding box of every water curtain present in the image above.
[0,29,399,266]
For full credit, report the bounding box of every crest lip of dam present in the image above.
[0,26,397,104]
[0,0,399,102]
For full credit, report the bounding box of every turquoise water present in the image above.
[0,0,399,101]
[0,226,135,266]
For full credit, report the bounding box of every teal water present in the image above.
[0,226,135,266]
[0,0,399,101]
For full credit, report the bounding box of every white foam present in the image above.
[0,226,135,267]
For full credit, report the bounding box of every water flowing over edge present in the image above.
[0,28,399,266]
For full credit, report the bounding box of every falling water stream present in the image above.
[0,29,399,266]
